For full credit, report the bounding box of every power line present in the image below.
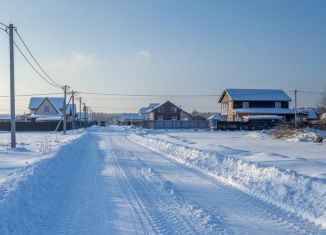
[0,22,8,27]
[13,41,61,88]
[14,29,62,88]
[79,91,219,97]
[0,92,62,98]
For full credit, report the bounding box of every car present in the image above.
[99,121,106,127]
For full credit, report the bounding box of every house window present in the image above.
[171,106,177,113]
[158,106,164,113]
[275,102,281,108]
[44,106,50,113]
[158,116,163,120]
[243,102,249,109]
[172,116,177,120]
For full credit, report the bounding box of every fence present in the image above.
[215,121,278,131]
[144,120,208,129]
[0,121,92,131]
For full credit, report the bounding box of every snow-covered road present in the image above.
[0,127,324,234]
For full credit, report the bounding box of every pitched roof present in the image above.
[29,97,76,114]
[208,113,221,120]
[149,103,160,109]
[139,107,150,114]
[149,100,181,112]
[29,97,64,111]
[218,89,292,102]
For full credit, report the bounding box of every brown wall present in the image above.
[149,101,181,120]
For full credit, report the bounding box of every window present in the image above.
[158,116,163,120]
[158,106,164,113]
[171,106,177,113]
[243,102,249,109]
[275,102,281,108]
[44,106,50,113]
[172,116,177,120]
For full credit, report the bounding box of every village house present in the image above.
[28,97,76,122]
[140,101,193,121]
[218,89,295,122]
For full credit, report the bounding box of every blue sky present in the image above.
[0,0,325,113]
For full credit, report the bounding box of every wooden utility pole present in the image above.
[71,91,75,130]
[9,24,16,148]
[63,85,69,134]
[294,89,297,128]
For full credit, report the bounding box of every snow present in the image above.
[129,130,326,229]
[28,97,76,114]
[223,89,292,101]
[207,113,221,120]
[0,127,324,234]
[243,115,283,120]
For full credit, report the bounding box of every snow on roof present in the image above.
[139,107,150,114]
[149,103,160,109]
[321,113,326,120]
[208,113,221,120]
[298,108,318,120]
[120,113,144,121]
[220,89,292,102]
[234,108,295,114]
[28,97,76,114]
[243,115,284,120]
[0,114,11,120]
[28,97,64,110]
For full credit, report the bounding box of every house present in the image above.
[207,113,221,130]
[119,113,144,126]
[28,97,76,122]
[139,103,160,120]
[298,108,319,121]
[218,89,294,122]
[146,101,193,121]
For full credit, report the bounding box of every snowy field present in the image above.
[0,126,325,234]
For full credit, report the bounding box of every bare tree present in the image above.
[316,87,326,114]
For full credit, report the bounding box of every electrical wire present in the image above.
[0,92,62,98]
[14,29,62,88]
[13,42,61,88]
[0,22,8,27]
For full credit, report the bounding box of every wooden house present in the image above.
[218,89,294,121]
[145,101,193,121]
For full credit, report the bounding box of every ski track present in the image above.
[0,127,324,234]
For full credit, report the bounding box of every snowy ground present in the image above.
[136,129,326,180]
[0,127,325,234]
[0,130,84,185]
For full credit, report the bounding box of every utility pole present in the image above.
[9,24,16,148]
[63,85,69,134]
[294,89,297,128]
[79,97,82,127]
[83,103,87,126]
[71,91,75,130]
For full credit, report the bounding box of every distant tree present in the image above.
[191,110,200,116]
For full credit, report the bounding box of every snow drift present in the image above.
[129,133,326,229]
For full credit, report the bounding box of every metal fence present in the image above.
[144,120,208,129]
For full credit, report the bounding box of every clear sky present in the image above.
[0,0,325,113]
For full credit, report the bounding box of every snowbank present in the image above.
[129,133,326,229]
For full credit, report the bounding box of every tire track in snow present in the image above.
[106,140,201,235]
[128,133,325,235]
